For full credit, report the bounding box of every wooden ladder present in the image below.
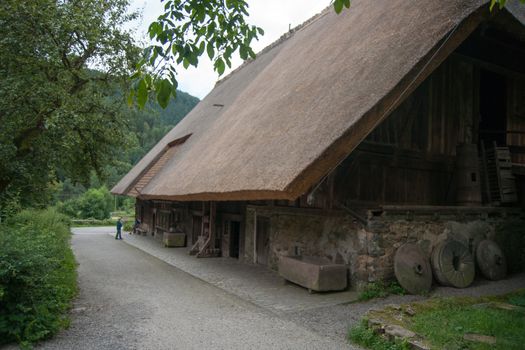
[480,142,518,205]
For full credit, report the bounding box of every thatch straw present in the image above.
[112,0,524,201]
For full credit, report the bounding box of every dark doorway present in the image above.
[192,216,202,245]
[256,216,270,266]
[229,221,241,259]
[152,213,156,236]
[479,69,507,146]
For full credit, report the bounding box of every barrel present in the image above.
[455,143,482,206]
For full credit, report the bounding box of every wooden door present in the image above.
[256,217,270,265]
[192,216,202,245]
[152,213,156,236]
[229,221,241,259]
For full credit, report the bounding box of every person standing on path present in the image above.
[115,218,123,240]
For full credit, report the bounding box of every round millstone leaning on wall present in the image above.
[431,240,475,288]
[394,243,432,294]
[476,240,507,281]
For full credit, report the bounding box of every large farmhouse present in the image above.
[113,0,525,288]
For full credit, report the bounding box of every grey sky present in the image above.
[128,1,328,99]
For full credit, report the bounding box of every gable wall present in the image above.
[330,53,525,207]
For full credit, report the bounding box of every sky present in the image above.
[128,1,329,99]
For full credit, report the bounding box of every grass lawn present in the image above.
[350,289,525,350]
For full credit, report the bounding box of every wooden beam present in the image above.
[453,52,525,80]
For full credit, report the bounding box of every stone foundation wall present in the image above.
[243,205,525,290]
[244,206,366,287]
[364,208,525,285]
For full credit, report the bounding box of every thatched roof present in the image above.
[112,0,525,201]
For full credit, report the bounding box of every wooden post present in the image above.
[200,202,205,239]
[253,209,257,264]
[209,201,216,250]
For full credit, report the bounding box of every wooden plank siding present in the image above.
[334,55,525,207]
[331,57,474,206]
[507,77,525,164]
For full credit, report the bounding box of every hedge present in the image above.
[0,209,77,347]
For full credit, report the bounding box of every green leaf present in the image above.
[248,47,256,60]
[156,79,171,109]
[148,22,161,39]
[334,0,344,14]
[207,42,215,60]
[137,78,148,109]
[215,57,225,75]
[239,45,247,60]
[198,41,206,55]
[127,90,134,107]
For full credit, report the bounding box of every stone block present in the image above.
[278,255,347,292]
[163,232,186,247]
[384,324,416,339]
[463,333,496,345]
[408,339,431,350]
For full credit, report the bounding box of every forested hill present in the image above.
[53,90,199,209]
[127,90,199,164]
[106,89,200,189]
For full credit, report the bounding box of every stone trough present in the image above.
[278,255,347,293]
[163,232,186,247]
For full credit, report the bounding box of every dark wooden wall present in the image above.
[508,77,525,165]
[368,57,476,155]
[328,55,523,207]
[329,56,475,206]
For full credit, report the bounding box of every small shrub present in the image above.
[123,220,134,232]
[0,209,77,346]
[359,281,406,301]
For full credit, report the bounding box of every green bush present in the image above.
[57,186,113,220]
[0,209,77,346]
[71,218,116,227]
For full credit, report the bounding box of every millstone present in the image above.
[431,240,475,288]
[394,243,432,295]
[476,240,507,281]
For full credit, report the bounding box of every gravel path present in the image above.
[35,230,354,350]
[24,227,525,350]
[110,228,358,313]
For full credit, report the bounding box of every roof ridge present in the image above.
[214,6,331,87]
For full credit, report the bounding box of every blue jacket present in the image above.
[117,220,123,230]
